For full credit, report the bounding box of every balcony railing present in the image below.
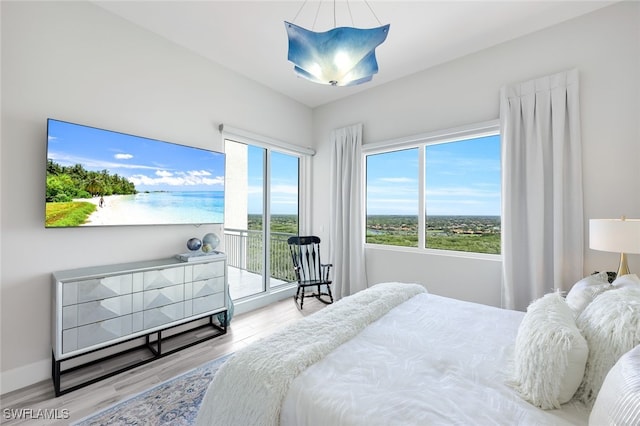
[224,228,297,283]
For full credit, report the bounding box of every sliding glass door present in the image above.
[224,139,299,300]
[269,151,299,287]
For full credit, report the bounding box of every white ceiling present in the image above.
[93,1,616,108]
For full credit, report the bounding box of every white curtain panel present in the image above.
[500,69,584,311]
[329,123,368,299]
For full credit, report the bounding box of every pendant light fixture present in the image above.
[285,0,390,86]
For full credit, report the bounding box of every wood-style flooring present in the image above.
[0,297,325,425]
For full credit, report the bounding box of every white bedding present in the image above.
[196,282,426,426]
[281,293,591,425]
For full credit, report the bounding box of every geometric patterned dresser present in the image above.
[51,254,228,396]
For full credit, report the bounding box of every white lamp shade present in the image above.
[589,219,640,254]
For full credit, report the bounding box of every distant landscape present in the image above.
[247,214,501,255]
[248,215,299,234]
[367,215,501,254]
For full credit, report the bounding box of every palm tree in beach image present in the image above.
[86,177,104,198]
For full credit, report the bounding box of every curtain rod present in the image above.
[362,119,499,153]
[219,124,315,156]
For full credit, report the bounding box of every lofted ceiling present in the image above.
[93,1,616,108]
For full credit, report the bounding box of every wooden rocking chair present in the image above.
[287,236,334,309]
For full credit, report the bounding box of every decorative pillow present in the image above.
[605,271,618,283]
[565,272,611,315]
[589,344,640,426]
[592,271,618,283]
[612,273,640,289]
[575,286,640,405]
[511,292,588,409]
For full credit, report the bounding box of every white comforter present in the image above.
[281,293,590,426]
[196,282,426,426]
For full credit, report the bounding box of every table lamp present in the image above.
[589,217,640,277]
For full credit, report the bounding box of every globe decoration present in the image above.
[186,237,203,251]
[202,233,220,253]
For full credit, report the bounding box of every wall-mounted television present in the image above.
[45,119,225,228]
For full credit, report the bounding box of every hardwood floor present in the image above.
[0,296,326,425]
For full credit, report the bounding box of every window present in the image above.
[365,122,501,255]
[366,148,419,247]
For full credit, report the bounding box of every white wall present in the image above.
[312,2,640,305]
[0,1,312,393]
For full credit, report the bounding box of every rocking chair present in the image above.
[287,236,334,309]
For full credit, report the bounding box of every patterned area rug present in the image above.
[73,354,230,426]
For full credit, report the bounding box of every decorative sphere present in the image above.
[202,233,220,251]
[186,237,202,251]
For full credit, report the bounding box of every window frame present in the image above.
[363,120,501,260]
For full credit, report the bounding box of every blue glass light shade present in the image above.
[285,21,390,86]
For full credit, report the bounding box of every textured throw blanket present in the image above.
[195,282,427,426]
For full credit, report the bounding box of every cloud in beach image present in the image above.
[128,170,224,188]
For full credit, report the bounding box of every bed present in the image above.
[196,281,640,426]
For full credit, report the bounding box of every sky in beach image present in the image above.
[46,119,225,193]
[366,134,501,216]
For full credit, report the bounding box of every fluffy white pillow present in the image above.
[575,286,640,405]
[565,272,611,315]
[589,344,640,426]
[612,273,640,289]
[511,292,588,409]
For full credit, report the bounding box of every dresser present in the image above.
[51,254,228,396]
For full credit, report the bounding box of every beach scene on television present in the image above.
[45,119,225,228]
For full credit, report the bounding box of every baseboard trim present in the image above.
[233,285,297,315]
[1,358,50,395]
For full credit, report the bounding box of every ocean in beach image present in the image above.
[85,191,224,226]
